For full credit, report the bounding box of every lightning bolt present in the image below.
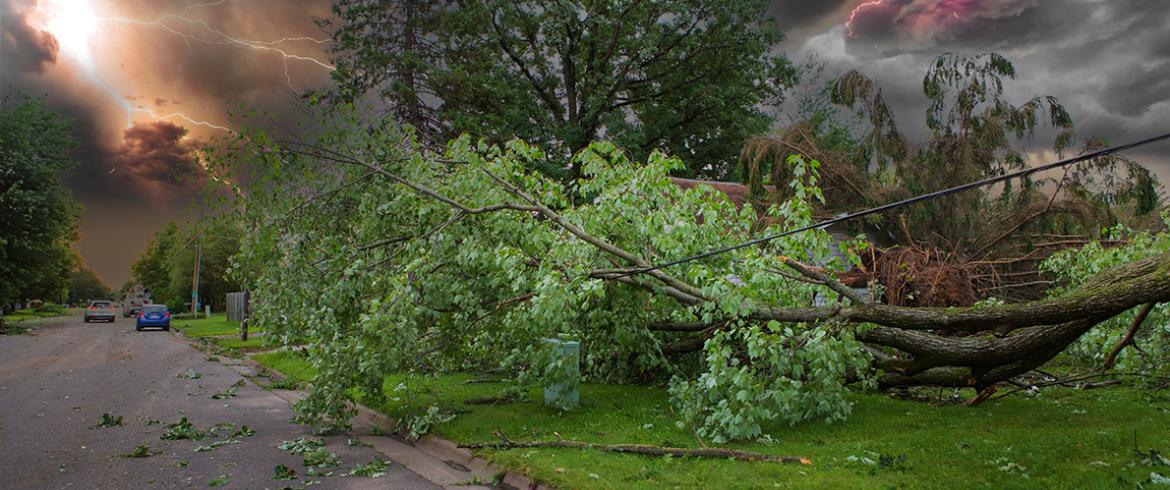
[95,9,334,93]
[846,0,883,38]
[32,0,330,188]
[35,0,332,133]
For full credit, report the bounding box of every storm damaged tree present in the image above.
[740,53,1161,302]
[219,111,1168,442]
[323,0,796,178]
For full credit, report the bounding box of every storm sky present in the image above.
[2,0,1168,286]
[2,0,334,286]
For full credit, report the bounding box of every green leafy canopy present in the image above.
[219,110,869,442]
[323,0,796,178]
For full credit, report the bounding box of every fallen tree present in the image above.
[321,139,1169,388]
[223,122,1168,442]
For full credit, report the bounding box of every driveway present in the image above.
[0,316,442,489]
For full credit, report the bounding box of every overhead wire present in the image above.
[615,131,1170,278]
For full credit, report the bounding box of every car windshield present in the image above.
[142,305,167,313]
[92,302,111,308]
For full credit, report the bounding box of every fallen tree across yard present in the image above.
[224,123,1169,443]
[303,139,1170,392]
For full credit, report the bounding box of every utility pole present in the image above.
[191,239,202,316]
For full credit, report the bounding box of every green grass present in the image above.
[1,307,79,322]
[251,352,1170,489]
[2,307,82,333]
[172,313,260,338]
[213,337,265,349]
[209,336,267,355]
[253,351,316,385]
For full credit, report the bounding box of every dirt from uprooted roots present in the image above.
[858,246,978,308]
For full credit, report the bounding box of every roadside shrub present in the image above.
[34,303,65,314]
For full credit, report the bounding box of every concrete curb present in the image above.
[348,404,548,490]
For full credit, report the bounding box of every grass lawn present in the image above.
[2,307,83,334]
[172,313,261,338]
[252,351,1170,489]
[208,336,267,354]
[1,307,81,322]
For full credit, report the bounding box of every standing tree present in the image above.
[130,219,241,311]
[0,96,81,311]
[67,264,113,305]
[321,0,448,140]
[324,0,796,178]
[131,222,179,305]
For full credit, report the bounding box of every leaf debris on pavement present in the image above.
[121,444,155,458]
[94,413,123,428]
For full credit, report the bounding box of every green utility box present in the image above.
[542,337,580,409]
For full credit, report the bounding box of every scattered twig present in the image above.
[459,430,810,465]
[970,165,1071,261]
[965,385,999,406]
[461,378,502,385]
[986,371,1170,402]
[462,395,519,406]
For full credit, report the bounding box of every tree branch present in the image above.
[1101,302,1155,371]
[476,166,711,303]
[460,430,810,464]
[779,256,868,305]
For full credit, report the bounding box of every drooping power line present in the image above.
[616,131,1170,278]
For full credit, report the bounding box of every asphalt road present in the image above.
[0,315,442,489]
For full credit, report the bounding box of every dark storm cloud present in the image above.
[0,0,327,195]
[786,0,1170,173]
[105,0,333,99]
[1098,61,1170,118]
[114,121,205,187]
[0,0,58,73]
[844,0,1040,46]
[768,0,852,48]
[768,0,848,31]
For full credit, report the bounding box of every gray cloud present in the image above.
[785,0,1170,169]
[1098,61,1170,118]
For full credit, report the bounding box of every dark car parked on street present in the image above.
[135,304,171,331]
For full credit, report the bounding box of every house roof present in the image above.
[669,177,775,209]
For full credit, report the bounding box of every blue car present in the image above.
[136,304,171,331]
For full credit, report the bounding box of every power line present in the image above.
[617,131,1170,278]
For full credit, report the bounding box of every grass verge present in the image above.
[207,336,268,356]
[251,351,1170,489]
[2,307,82,334]
[172,313,261,338]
